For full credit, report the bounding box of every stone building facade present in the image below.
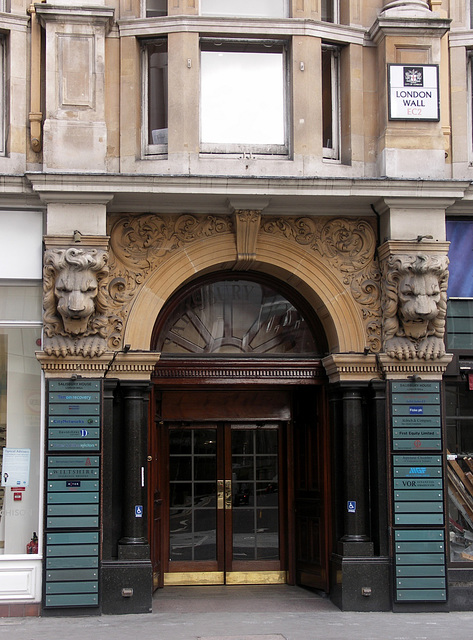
[1,0,473,616]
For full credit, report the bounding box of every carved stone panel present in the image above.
[43,247,109,357]
[380,245,449,361]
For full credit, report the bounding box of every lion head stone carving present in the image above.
[43,247,109,357]
[382,253,448,360]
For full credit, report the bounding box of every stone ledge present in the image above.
[377,353,453,379]
[36,351,160,381]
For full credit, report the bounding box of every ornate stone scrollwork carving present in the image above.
[381,253,448,360]
[108,213,234,348]
[260,217,382,352]
[43,247,109,357]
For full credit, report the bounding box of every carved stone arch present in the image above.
[123,234,367,354]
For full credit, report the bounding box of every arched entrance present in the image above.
[148,273,331,591]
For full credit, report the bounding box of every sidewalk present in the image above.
[1,586,473,640]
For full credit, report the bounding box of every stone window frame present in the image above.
[142,37,168,157]
[322,43,340,161]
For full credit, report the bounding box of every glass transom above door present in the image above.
[157,279,319,355]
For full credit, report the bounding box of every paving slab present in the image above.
[1,586,473,640]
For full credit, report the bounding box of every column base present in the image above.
[118,541,150,560]
[330,554,392,611]
[101,560,153,615]
[337,540,374,556]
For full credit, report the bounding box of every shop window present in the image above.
[446,220,473,349]
[145,0,167,18]
[446,381,473,562]
[200,0,288,18]
[143,38,168,155]
[200,40,288,155]
[322,45,340,160]
[0,284,42,555]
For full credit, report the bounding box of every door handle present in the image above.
[225,480,232,510]
[217,479,224,510]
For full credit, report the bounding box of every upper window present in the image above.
[143,39,168,155]
[322,45,340,160]
[201,0,288,18]
[145,0,167,18]
[322,0,339,23]
[200,40,288,155]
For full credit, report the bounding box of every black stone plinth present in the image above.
[101,560,153,615]
[337,540,374,557]
[330,554,391,611]
[118,541,150,560]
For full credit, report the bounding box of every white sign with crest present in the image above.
[388,64,440,121]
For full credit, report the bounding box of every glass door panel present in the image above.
[168,427,219,563]
[165,423,283,584]
[230,426,279,565]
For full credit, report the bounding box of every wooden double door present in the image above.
[163,421,284,585]
[149,389,330,590]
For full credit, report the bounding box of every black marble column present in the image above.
[369,380,389,557]
[118,381,150,559]
[102,380,153,615]
[338,387,373,556]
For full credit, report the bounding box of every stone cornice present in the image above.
[369,15,450,45]
[44,234,110,250]
[0,11,30,32]
[36,351,160,381]
[323,352,454,382]
[25,173,470,199]
[36,4,114,29]
[449,30,473,48]
[377,353,453,379]
[117,15,367,47]
[377,240,450,263]
[322,354,381,383]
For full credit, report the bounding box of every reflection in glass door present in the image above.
[230,428,279,564]
[165,423,283,585]
[169,427,219,564]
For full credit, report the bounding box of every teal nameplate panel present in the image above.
[49,380,101,392]
[44,379,102,609]
[391,381,446,603]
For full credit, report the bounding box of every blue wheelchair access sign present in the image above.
[135,505,143,518]
[347,501,356,513]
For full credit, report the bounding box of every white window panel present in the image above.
[0,212,43,280]
[200,43,287,154]
[201,0,288,18]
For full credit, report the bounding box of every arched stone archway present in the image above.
[108,215,380,355]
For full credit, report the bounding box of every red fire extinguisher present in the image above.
[26,532,38,554]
